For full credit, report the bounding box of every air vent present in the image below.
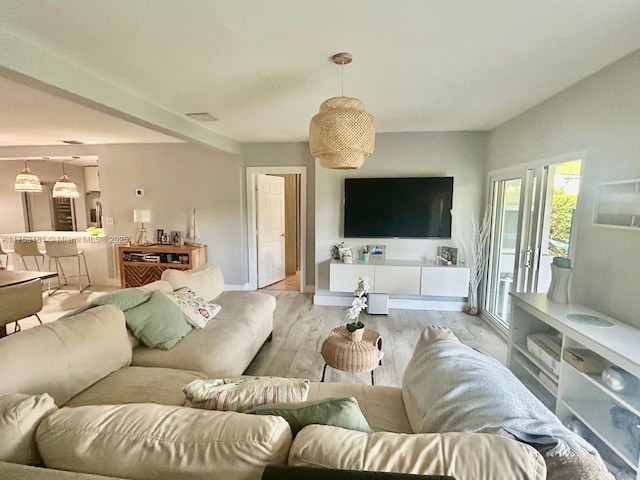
[61,139,84,145]
[185,112,219,122]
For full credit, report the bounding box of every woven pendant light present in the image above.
[52,159,80,198]
[309,53,375,169]
[14,160,42,192]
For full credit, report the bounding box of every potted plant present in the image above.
[345,276,369,341]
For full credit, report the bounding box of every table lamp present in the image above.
[133,209,151,245]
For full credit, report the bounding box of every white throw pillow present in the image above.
[166,287,221,329]
[184,376,310,412]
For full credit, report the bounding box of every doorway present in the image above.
[246,167,307,293]
[485,158,582,330]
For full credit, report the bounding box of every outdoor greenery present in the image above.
[549,160,581,258]
[549,187,577,258]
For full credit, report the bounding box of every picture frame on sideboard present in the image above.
[367,245,386,261]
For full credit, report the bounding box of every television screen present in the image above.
[344,177,453,238]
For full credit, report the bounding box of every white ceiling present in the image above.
[0,0,639,146]
[0,76,181,147]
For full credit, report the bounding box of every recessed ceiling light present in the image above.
[185,112,219,122]
[61,139,84,145]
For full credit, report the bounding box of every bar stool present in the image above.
[13,239,45,271]
[44,240,91,293]
[0,243,13,269]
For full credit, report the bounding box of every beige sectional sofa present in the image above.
[131,263,276,377]
[0,299,546,480]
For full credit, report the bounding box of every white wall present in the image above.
[0,160,88,233]
[487,49,640,326]
[314,131,488,295]
[96,143,245,285]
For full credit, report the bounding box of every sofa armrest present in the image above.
[289,425,546,480]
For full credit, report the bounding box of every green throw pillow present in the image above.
[124,290,192,349]
[247,396,372,436]
[94,288,151,311]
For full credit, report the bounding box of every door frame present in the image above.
[246,166,307,292]
[482,150,586,332]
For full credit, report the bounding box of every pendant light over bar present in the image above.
[309,52,375,169]
[14,160,42,193]
[52,158,80,198]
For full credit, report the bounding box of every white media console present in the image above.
[329,258,470,299]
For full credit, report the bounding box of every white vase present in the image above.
[547,264,571,304]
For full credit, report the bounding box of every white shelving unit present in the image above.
[508,293,640,480]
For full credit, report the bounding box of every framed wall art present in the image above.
[367,245,386,261]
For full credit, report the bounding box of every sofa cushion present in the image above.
[132,314,271,377]
[125,290,192,349]
[289,425,546,480]
[36,403,292,480]
[162,263,225,302]
[184,376,310,412]
[166,287,221,328]
[248,397,372,436]
[308,382,412,433]
[0,305,131,405]
[215,290,277,330]
[66,366,206,407]
[0,393,57,466]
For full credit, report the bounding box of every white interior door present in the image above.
[257,174,286,288]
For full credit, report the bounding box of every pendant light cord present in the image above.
[341,60,345,97]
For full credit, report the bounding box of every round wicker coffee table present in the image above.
[320,326,383,385]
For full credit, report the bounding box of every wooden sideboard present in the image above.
[118,244,207,288]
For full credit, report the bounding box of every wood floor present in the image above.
[245,291,507,388]
[260,271,300,291]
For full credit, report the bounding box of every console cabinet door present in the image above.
[420,267,470,297]
[329,263,375,292]
[374,265,421,295]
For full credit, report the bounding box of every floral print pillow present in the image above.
[166,287,221,329]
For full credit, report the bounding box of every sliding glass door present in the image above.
[485,172,533,328]
[485,160,582,330]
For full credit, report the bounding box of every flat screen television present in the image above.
[344,177,453,238]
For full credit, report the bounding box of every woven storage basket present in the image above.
[309,96,375,169]
[321,326,382,373]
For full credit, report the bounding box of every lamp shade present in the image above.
[52,175,80,198]
[309,96,375,169]
[14,167,42,193]
[133,209,151,223]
